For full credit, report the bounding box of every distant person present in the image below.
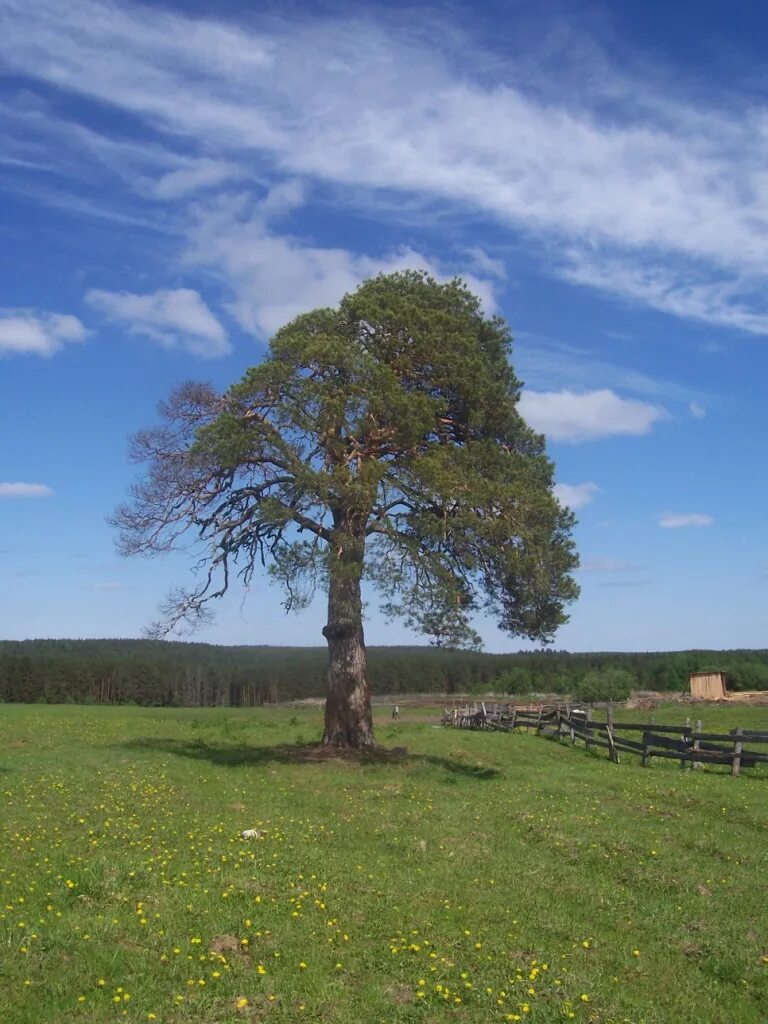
[392,704,401,719]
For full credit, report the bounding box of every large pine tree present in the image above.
[113,271,579,747]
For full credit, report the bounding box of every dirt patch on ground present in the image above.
[210,935,242,955]
[387,983,414,1005]
[721,691,768,705]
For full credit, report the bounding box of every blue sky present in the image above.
[1,0,766,652]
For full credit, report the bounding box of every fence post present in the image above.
[642,730,651,768]
[681,717,691,770]
[511,706,517,732]
[585,708,593,754]
[693,719,702,770]
[732,728,743,777]
[606,704,619,763]
[536,704,544,735]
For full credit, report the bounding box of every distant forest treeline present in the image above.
[1,639,768,706]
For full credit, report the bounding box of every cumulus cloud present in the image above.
[519,388,666,442]
[4,1,768,333]
[658,513,713,528]
[553,482,600,510]
[86,287,229,357]
[0,310,87,356]
[0,482,54,497]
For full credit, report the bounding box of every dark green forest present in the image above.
[1,639,767,705]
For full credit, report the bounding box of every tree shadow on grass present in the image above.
[119,738,500,780]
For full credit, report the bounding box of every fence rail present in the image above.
[442,702,768,776]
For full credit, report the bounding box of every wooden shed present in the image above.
[689,671,727,701]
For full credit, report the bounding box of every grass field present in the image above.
[1,703,767,1024]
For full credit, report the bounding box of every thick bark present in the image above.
[321,524,374,748]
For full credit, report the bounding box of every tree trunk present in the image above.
[321,525,374,748]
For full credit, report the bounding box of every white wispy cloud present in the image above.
[184,188,499,338]
[659,513,713,528]
[560,251,768,336]
[515,334,703,405]
[149,159,244,201]
[464,247,507,281]
[689,400,706,419]
[598,578,653,588]
[580,557,643,573]
[519,388,667,442]
[0,482,54,497]
[86,287,229,357]
[3,1,768,333]
[0,310,87,356]
[0,102,241,214]
[553,482,600,510]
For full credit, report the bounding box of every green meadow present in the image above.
[1,703,767,1024]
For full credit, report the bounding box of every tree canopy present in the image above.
[113,271,579,746]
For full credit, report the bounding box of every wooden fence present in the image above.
[442,702,768,777]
